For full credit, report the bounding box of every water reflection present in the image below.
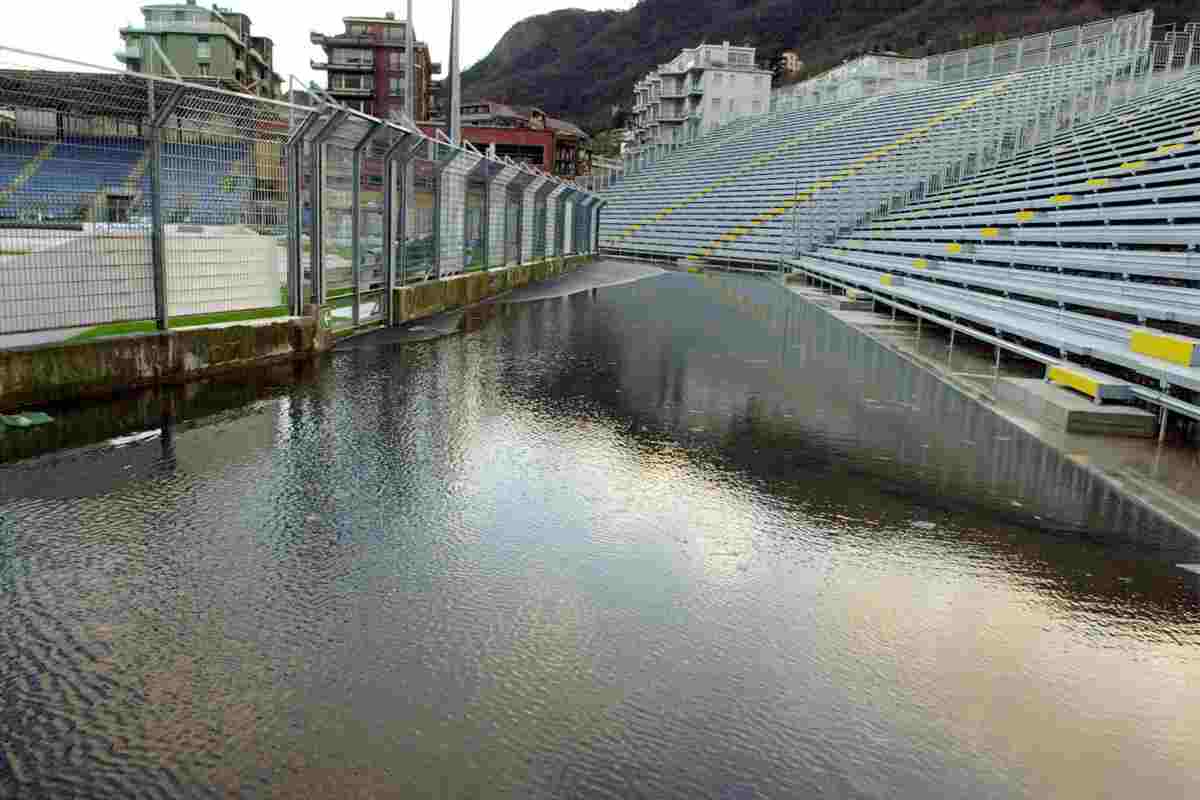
[1,270,1198,799]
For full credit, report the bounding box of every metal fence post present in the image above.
[382,128,411,323]
[309,109,348,308]
[395,137,423,287]
[286,111,323,317]
[349,121,382,328]
[147,82,185,331]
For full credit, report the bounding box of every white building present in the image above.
[629,42,772,149]
[769,10,1155,112]
[771,54,930,111]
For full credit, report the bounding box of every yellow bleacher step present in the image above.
[1154,143,1185,157]
[944,242,973,255]
[1119,160,1147,171]
[1014,210,1038,223]
[1046,364,1134,403]
[1049,194,1073,204]
[1130,329,1200,367]
[879,274,904,287]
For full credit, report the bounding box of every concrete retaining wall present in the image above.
[1,254,595,411]
[393,255,595,325]
[0,317,328,412]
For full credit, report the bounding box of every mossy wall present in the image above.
[0,318,321,412]
[393,255,595,325]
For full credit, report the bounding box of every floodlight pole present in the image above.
[449,0,461,143]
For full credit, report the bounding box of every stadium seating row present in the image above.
[0,136,251,223]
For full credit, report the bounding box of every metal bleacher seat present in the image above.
[602,22,1200,404]
[600,51,1139,264]
[811,67,1200,317]
[3,138,142,218]
[787,59,1200,400]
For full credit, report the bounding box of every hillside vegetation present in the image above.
[462,1,1193,132]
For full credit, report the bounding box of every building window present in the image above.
[196,36,211,61]
[712,73,723,87]
[197,63,210,77]
[348,23,368,35]
[389,52,405,70]
[711,97,720,110]
[332,74,373,91]
[384,26,406,41]
[333,48,372,66]
[751,100,761,114]
[728,98,735,113]
[389,78,405,96]
[756,75,765,89]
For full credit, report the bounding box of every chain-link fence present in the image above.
[0,46,602,342]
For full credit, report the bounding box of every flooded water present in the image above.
[3,268,1200,799]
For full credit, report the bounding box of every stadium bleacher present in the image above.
[600,20,1200,415]
[787,64,1200,389]
[0,138,143,219]
[158,141,253,225]
[600,52,1155,263]
[0,136,251,223]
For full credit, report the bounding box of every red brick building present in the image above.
[421,101,591,178]
[310,13,440,121]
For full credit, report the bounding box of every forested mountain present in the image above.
[462,1,1193,132]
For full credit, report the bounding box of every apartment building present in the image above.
[116,1,282,98]
[629,42,772,149]
[310,13,441,120]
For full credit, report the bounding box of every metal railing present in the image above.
[787,25,1197,256]
[770,10,1157,112]
[0,46,603,341]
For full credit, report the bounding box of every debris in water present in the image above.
[911,521,937,530]
[1,412,54,428]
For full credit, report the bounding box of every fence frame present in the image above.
[0,45,602,343]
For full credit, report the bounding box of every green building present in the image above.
[116,1,282,98]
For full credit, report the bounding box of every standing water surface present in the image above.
[2,270,1200,798]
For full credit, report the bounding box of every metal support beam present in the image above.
[285,111,325,316]
[308,109,348,307]
[394,136,425,286]
[350,120,383,327]
[382,129,411,324]
[146,85,186,331]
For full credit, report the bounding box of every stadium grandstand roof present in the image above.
[0,69,287,119]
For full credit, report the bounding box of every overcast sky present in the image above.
[3,1,627,85]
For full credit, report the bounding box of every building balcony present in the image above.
[328,85,374,97]
[688,84,704,95]
[661,87,685,99]
[310,31,375,46]
[310,59,374,72]
[659,110,690,122]
[123,19,241,44]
